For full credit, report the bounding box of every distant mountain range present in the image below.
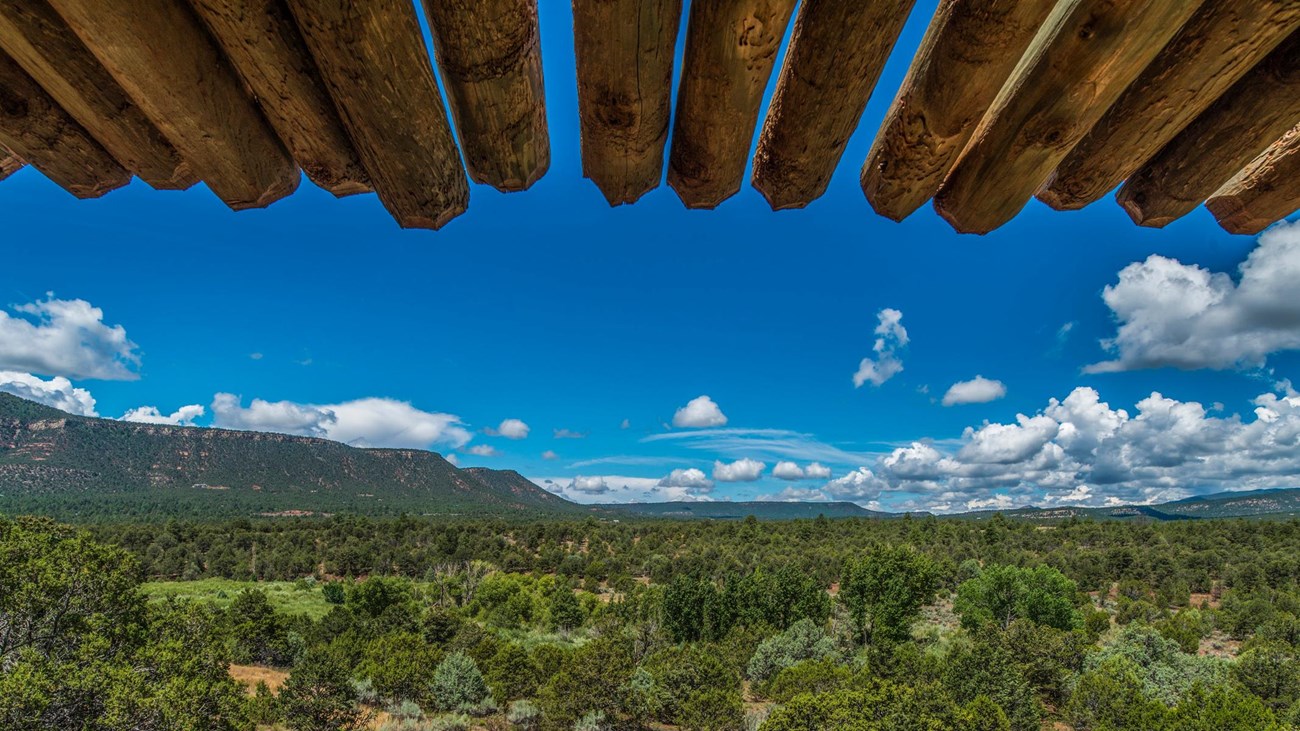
[959,488,1300,523]
[0,392,578,521]
[593,500,891,521]
[2,392,1297,523]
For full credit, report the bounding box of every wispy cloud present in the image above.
[642,428,882,466]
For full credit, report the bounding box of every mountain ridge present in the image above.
[2,392,1297,523]
[0,392,578,520]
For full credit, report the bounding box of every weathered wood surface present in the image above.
[285,0,468,230]
[572,0,682,206]
[861,0,1056,222]
[752,0,916,210]
[1118,31,1300,228]
[0,144,20,180]
[667,0,797,209]
[0,0,194,190]
[1204,123,1300,234]
[47,0,298,209]
[186,0,370,197]
[0,49,129,197]
[933,0,1204,234]
[421,0,548,192]
[1039,0,1300,211]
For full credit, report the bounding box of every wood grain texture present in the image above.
[1118,31,1300,228]
[1039,0,1300,211]
[0,49,128,197]
[0,0,194,190]
[0,144,20,180]
[933,0,1204,234]
[1206,123,1300,234]
[572,0,682,206]
[667,0,796,209]
[186,0,370,197]
[751,0,916,210]
[421,0,548,192]
[47,0,298,210]
[860,0,1073,221]
[285,0,468,230]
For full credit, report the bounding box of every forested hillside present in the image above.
[7,513,1300,730]
[0,393,577,520]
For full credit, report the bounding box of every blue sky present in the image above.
[2,1,1298,512]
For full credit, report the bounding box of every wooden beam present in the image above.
[46,0,298,210]
[861,0,1086,221]
[0,49,129,197]
[0,0,194,190]
[933,0,1204,235]
[667,0,797,209]
[1117,32,1300,228]
[1039,1,1300,211]
[751,0,916,210]
[285,0,468,230]
[572,0,682,206]
[420,0,548,192]
[0,144,23,180]
[1205,123,1300,235]
[185,0,370,197]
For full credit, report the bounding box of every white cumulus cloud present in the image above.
[466,444,499,457]
[712,458,765,482]
[772,461,805,480]
[853,308,907,387]
[1088,222,1300,372]
[673,395,728,428]
[658,467,714,491]
[210,393,472,450]
[0,371,98,416]
[0,296,140,380]
[804,462,832,479]
[121,404,205,426]
[942,376,1007,406]
[487,418,530,439]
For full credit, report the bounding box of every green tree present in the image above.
[430,651,492,713]
[838,546,940,645]
[758,680,965,730]
[279,648,371,731]
[954,565,1081,631]
[0,518,247,731]
[537,635,634,731]
[548,581,584,632]
[227,588,292,665]
[1064,657,1167,731]
[1166,682,1281,731]
[1233,642,1300,712]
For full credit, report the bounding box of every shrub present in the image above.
[428,713,472,731]
[760,657,855,703]
[572,710,607,731]
[678,687,744,731]
[507,699,541,729]
[746,619,837,684]
[430,652,494,714]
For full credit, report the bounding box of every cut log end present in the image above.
[0,147,22,181]
[667,173,735,210]
[392,199,470,231]
[860,163,922,223]
[65,172,131,199]
[1115,187,1178,229]
[1034,188,1088,212]
[1204,195,1275,236]
[931,195,997,236]
[221,170,302,211]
